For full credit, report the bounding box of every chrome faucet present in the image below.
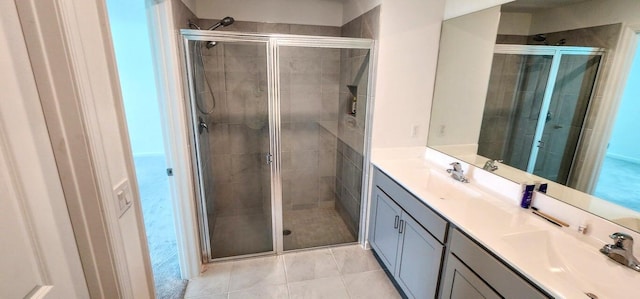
[600,232,640,272]
[483,159,502,172]
[446,162,469,183]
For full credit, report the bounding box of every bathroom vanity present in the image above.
[370,168,547,298]
[368,147,640,299]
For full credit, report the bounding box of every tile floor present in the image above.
[183,245,401,299]
[209,206,357,258]
[210,213,273,259]
[283,207,356,250]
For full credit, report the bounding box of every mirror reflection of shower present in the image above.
[188,17,235,119]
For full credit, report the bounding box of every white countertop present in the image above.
[371,147,639,299]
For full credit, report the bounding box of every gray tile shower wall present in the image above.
[198,41,270,219]
[194,20,343,220]
[334,6,380,236]
[280,47,341,211]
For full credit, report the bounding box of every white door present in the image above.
[0,1,89,298]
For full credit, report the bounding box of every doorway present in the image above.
[478,45,603,184]
[594,34,640,211]
[182,31,374,261]
[105,0,185,296]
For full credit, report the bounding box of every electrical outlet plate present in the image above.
[113,179,132,218]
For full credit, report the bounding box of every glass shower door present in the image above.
[186,38,274,260]
[278,45,370,251]
[532,54,601,183]
[478,53,553,171]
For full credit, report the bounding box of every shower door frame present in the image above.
[494,44,605,178]
[180,30,376,262]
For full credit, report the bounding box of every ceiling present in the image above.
[502,0,591,12]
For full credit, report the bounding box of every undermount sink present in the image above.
[501,229,638,298]
[426,169,482,200]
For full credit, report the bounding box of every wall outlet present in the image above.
[113,179,132,218]
[411,125,419,138]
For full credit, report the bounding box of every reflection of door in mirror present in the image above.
[478,46,602,185]
[595,35,640,213]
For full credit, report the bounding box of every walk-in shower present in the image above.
[181,28,374,261]
[478,45,603,184]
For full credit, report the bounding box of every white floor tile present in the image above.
[331,245,381,274]
[228,256,287,292]
[228,284,289,299]
[288,277,349,299]
[184,262,232,298]
[343,270,401,299]
[284,249,340,283]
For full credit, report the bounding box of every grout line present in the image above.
[330,247,353,298]
[282,251,292,298]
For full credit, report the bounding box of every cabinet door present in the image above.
[369,188,403,271]
[396,214,444,299]
[440,255,501,299]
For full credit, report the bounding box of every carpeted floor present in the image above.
[134,155,187,299]
[594,156,640,212]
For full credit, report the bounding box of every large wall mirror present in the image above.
[428,0,640,232]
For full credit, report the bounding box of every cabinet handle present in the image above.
[394,215,399,229]
[398,220,404,234]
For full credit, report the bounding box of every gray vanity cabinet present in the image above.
[440,229,549,299]
[369,190,403,271]
[370,168,448,298]
[441,255,501,299]
[395,213,444,299]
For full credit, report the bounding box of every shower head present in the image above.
[205,41,217,49]
[207,16,235,31]
[555,38,567,46]
[533,34,547,42]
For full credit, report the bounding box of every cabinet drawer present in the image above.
[374,168,448,243]
[449,229,550,299]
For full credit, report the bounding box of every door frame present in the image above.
[582,24,640,193]
[179,30,376,261]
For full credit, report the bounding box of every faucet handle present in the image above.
[610,232,634,248]
[449,162,462,171]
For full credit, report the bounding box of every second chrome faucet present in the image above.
[447,162,469,183]
[600,232,640,272]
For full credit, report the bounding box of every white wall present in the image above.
[428,6,501,146]
[108,0,165,156]
[343,0,381,24]
[498,12,532,35]
[530,0,640,34]
[444,0,512,20]
[608,39,640,163]
[371,0,446,148]
[181,0,197,14]
[192,0,344,26]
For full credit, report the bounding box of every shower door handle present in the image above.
[265,153,273,165]
[198,117,208,134]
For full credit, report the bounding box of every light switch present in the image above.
[113,179,132,218]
